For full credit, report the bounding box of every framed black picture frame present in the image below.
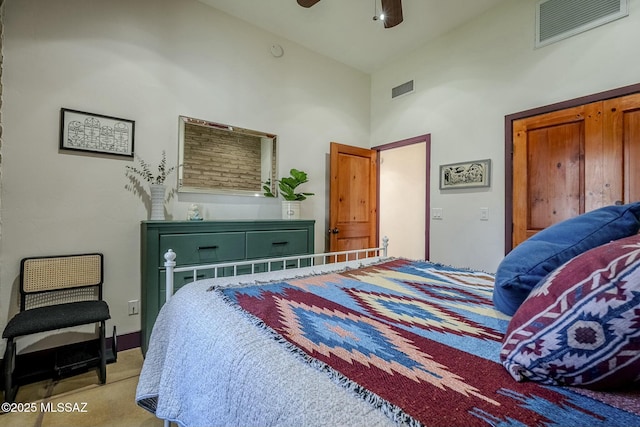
[439,158,491,190]
[60,108,135,157]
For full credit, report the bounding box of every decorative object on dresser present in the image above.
[124,150,176,220]
[59,108,135,157]
[187,204,203,221]
[263,168,314,219]
[139,219,315,354]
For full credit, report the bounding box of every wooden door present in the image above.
[512,93,640,248]
[329,142,378,255]
[604,93,640,202]
[513,103,600,247]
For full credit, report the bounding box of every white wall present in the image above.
[0,0,370,353]
[371,0,640,272]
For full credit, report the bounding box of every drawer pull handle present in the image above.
[272,241,288,246]
[198,245,219,251]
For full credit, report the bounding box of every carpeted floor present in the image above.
[1,348,161,427]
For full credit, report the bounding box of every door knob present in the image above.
[329,228,339,234]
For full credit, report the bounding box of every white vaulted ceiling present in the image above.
[197,0,506,73]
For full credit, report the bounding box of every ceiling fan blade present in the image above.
[297,0,321,7]
[381,0,403,28]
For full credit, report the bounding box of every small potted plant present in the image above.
[263,168,314,219]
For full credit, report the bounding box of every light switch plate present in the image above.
[480,207,489,221]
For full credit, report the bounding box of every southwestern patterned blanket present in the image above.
[217,259,640,427]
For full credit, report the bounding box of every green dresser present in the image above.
[140,220,315,354]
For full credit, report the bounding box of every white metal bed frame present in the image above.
[163,237,389,304]
[159,237,388,427]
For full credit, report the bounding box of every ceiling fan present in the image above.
[296,0,404,29]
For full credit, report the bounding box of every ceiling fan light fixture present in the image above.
[296,0,321,7]
[372,0,386,22]
[381,0,403,28]
[298,0,402,28]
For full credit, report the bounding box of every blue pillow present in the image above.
[493,202,640,315]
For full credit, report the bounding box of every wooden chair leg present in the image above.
[3,338,17,403]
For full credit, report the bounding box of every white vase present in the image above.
[149,184,166,220]
[281,201,301,220]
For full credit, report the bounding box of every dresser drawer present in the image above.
[160,232,245,266]
[246,230,309,259]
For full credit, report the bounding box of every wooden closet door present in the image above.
[604,93,640,203]
[512,102,606,248]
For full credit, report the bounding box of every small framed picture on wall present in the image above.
[439,158,491,190]
[60,108,135,157]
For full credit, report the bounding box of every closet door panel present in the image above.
[604,93,640,203]
[527,122,582,229]
[512,105,590,247]
[582,102,606,211]
[626,111,640,201]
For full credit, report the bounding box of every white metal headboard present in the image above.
[163,236,389,304]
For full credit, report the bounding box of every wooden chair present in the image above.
[2,253,111,403]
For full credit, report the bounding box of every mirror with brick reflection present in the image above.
[178,115,277,196]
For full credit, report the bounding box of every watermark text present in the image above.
[2,401,88,413]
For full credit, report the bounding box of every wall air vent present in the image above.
[536,0,628,48]
[391,80,414,99]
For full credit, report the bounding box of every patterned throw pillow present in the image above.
[501,233,640,389]
[493,202,640,316]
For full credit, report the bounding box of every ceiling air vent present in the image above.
[536,0,629,48]
[392,80,414,99]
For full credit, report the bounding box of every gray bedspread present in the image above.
[136,261,394,427]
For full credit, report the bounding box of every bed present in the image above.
[136,231,640,427]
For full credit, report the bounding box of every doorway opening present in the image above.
[373,134,431,260]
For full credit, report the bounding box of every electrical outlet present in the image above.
[128,300,139,316]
